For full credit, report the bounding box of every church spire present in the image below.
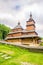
[30,12,32,18]
[18,21,20,25]
[27,12,35,22]
[14,21,23,30]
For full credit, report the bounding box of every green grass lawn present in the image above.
[0,43,43,65]
[40,42,43,46]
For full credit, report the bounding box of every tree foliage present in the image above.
[0,24,11,40]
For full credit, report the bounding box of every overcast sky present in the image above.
[0,0,43,37]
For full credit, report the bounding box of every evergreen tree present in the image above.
[0,24,11,40]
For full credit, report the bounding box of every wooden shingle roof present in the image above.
[14,22,23,29]
[5,35,39,40]
[27,13,35,23]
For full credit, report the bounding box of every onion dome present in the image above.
[27,12,35,23]
[14,22,23,30]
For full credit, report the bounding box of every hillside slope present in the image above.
[0,43,43,65]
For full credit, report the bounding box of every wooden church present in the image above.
[5,13,40,46]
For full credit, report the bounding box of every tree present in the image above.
[2,30,7,39]
[0,24,11,40]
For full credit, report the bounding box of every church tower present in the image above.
[26,13,35,31]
